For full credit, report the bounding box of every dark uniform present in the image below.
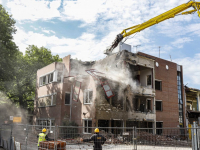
[83,133,106,150]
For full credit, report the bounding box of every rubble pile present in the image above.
[137,131,191,147]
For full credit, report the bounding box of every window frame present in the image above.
[84,89,93,105]
[65,92,71,105]
[83,119,92,134]
[72,80,82,102]
[39,71,58,87]
[156,100,162,111]
[37,118,55,131]
[155,80,162,91]
[38,93,57,107]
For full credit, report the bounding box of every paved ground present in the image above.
[65,144,192,150]
[137,145,192,150]
[0,145,192,150]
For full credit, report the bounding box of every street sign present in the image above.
[10,116,13,120]
[13,117,22,123]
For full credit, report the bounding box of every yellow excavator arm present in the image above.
[105,1,200,55]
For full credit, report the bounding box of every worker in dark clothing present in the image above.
[37,128,54,148]
[80,128,106,150]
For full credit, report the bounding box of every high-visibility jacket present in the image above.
[38,133,46,146]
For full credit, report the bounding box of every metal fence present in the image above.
[0,124,196,150]
[136,128,192,150]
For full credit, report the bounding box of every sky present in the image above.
[0,0,200,89]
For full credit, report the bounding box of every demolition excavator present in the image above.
[104,0,200,55]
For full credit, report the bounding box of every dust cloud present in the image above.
[0,91,29,125]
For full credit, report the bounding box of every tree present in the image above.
[0,4,18,84]
[4,45,62,111]
[24,45,62,68]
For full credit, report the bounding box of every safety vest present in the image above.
[38,133,46,146]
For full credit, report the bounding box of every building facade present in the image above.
[33,49,185,134]
[138,52,185,130]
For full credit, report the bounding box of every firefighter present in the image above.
[37,128,54,148]
[80,128,106,150]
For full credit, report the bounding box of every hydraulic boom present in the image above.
[105,1,200,55]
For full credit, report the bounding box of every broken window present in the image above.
[155,80,162,90]
[65,93,70,105]
[147,75,151,86]
[156,101,162,111]
[84,89,93,104]
[38,94,57,107]
[101,80,114,98]
[86,69,114,98]
[72,80,81,102]
[83,119,92,133]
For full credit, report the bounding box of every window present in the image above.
[156,101,162,111]
[43,76,46,85]
[177,71,183,124]
[155,80,162,90]
[72,80,81,102]
[156,122,163,135]
[39,71,61,87]
[84,89,93,104]
[156,62,159,67]
[48,73,54,83]
[38,94,57,107]
[37,119,55,130]
[147,75,151,86]
[83,120,92,133]
[65,93,70,105]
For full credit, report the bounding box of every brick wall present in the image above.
[138,52,183,128]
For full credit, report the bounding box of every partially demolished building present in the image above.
[185,86,200,126]
[33,48,185,134]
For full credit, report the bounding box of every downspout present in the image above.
[70,85,72,121]
[184,86,188,128]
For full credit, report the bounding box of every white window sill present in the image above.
[84,103,92,105]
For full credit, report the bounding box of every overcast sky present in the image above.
[1,0,200,88]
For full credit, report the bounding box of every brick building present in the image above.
[33,45,185,134]
[138,52,185,130]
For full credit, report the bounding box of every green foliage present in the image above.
[0,4,18,83]
[0,4,62,114]
[4,45,62,110]
[24,45,62,68]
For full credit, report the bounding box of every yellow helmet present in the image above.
[94,128,99,133]
[42,128,47,133]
